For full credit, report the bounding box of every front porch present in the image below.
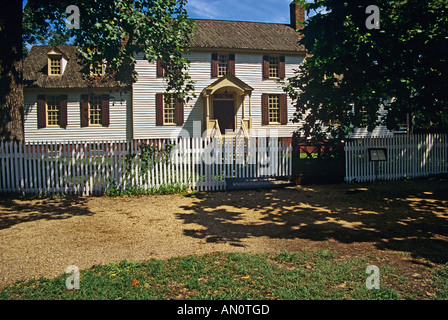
[202,73,254,137]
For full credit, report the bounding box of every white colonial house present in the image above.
[22,2,393,143]
[22,2,308,143]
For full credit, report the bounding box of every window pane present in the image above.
[218,54,229,77]
[268,94,280,123]
[269,56,279,78]
[49,57,62,75]
[89,95,102,125]
[46,96,60,126]
[164,94,176,124]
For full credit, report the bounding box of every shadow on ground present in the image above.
[178,179,448,264]
[0,196,94,230]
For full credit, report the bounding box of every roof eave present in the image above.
[191,46,307,56]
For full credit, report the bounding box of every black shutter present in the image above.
[101,94,110,127]
[176,98,184,125]
[261,93,269,125]
[37,95,46,128]
[156,93,164,125]
[279,56,286,79]
[80,94,89,127]
[157,59,164,77]
[228,54,235,75]
[59,95,68,128]
[211,53,218,77]
[280,94,288,124]
[263,56,270,79]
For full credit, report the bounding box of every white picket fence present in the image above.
[345,133,448,182]
[0,137,292,195]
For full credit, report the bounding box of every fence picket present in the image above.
[0,135,379,195]
[344,133,448,183]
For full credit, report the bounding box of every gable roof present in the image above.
[191,19,305,54]
[24,19,305,88]
[23,46,121,89]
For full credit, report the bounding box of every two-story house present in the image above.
[23,2,307,142]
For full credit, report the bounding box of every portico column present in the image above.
[204,89,212,130]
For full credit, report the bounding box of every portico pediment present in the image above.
[202,73,253,97]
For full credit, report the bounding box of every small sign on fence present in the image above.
[368,148,387,161]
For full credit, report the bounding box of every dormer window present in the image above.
[48,55,62,76]
[90,60,106,77]
[47,47,67,76]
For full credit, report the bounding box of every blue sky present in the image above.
[185,0,299,23]
[23,0,310,24]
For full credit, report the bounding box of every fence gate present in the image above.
[292,135,345,185]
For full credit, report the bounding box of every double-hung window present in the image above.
[46,96,61,126]
[268,56,280,79]
[211,53,235,77]
[89,95,103,126]
[263,55,285,79]
[163,94,177,125]
[155,93,184,126]
[80,94,110,127]
[268,94,281,124]
[37,95,68,128]
[218,54,229,77]
[261,93,288,125]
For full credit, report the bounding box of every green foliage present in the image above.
[285,0,448,140]
[23,0,196,100]
[433,264,448,299]
[137,142,175,172]
[104,182,188,197]
[124,142,176,183]
[0,250,404,300]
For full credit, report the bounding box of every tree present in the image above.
[23,0,195,99]
[283,0,448,141]
[1,0,195,141]
[0,1,24,141]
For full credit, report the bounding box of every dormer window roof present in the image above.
[47,47,68,76]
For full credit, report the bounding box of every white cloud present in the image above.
[186,0,221,19]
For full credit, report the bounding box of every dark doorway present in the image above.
[213,100,235,134]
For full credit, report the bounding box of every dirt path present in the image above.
[1,180,447,295]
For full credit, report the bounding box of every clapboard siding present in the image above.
[24,51,393,142]
[133,52,305,139]
[24,89,132,142]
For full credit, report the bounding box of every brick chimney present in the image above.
[290,1,305,31]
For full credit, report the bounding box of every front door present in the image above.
[213,100,235,134]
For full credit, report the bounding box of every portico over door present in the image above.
[202,73,253,137]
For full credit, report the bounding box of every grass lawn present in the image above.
[1,249,447,300]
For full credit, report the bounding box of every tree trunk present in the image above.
[0,0,24,142]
